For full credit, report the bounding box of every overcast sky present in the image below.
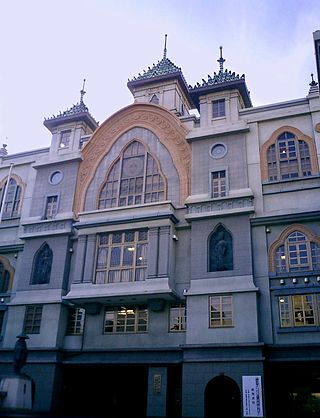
[0,0,319,155]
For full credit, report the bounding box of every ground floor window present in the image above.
[279,293,320,327]
[66,308,86,335]
[169,303,186,332]
[104,306,148,333]
[23,305,42,334]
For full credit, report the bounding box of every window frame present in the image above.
[0,177,22,219]
[98,140,167,209]
[210,169,228,198]
[66,307,86,335]
[23,305,43,334]
[95,229,148,284]
[261,127,319,183]
[59,130,71,148]
[44,194,59,220]
[212,99,226,119]
[271,226,320,274]
[278,294,320,328]
[169,303,186,332]
[209,295,233,328]
[103,306,148,334]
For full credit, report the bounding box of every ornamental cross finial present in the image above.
[163,34,168,59]
[80,78,86,103]
[310,73,318,86]
[217,46,225,72]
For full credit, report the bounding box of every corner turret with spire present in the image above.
[44,80,98,156]
[189,46,252,128]
[127,35,194,116]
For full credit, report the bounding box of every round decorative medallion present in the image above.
[49,170,63,185]
[315,123,320,133]
[210,143,227,159]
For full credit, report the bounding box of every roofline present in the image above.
[127,72,195,109]
[43,112,98,132]
[189,78,252,110]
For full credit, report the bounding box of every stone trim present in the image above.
[73,103,190,214]
[260,126,319,181]
[268,223,320,272]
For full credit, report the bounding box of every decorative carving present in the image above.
[74,103,191,214]
[315,123,320,133]
[187,198,253,215]
[24,221,67,234]
[209,225,233,271]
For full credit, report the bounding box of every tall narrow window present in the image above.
[0,262,10,293]
[103,306,148,333]
[98,140,166,209]
[0,310,5,336]
[169,303,186,332]
[266,132,312,181]
[95,230,148,284]
[59,130,71,148]
[66,308,86,335]
[0,178,21,219]
[211,170,227,198]
[209,295,233,327]
[45,195,58,219]
[209,225,233,272]
[275,231,320,273]
[212,99,225,118]
[23,305,42,334]
[31,243,53,284]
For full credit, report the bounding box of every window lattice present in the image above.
[279,294,320,328]
[275,231,320,273]
[104,306,148,333]
[0,178,21,219]
[209,295,233,327]
[98,141,166,209]
[95,230,148,284]
[267,132,312,181]
[66,308,85,335]
[23,305,42,334]
[169,304,186,332]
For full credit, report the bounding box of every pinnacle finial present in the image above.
[80,78,86,103]
[163,34,168,59]
[310,73,318,86]
[217,46,225,72]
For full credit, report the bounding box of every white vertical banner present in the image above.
[242,376,263,417]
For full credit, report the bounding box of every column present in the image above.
[147,366,167,417]
[147,227,159,279]
[72,235,87,283]
[158,226,170,277]
[83,234,96,283]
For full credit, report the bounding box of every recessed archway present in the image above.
[204,375,241,418]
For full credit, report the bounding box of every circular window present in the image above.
[210,143,227,159]
[49,170,63,185]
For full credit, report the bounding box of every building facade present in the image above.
[0,32,320,418]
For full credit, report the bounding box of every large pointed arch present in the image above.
[73,103,191,214]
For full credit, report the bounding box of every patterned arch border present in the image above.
[0,255,15,291]
[260,126,319,181]
[73,103,191,215]
[268,223,320,272]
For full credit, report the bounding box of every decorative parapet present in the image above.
[20,219,73,238]
[185,196,254,221]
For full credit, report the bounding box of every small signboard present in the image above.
[153,374,161,395]
[242,376,263,417]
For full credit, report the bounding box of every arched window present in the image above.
[266,131,312,181]
[0,178,22,219]
[274,231,320,273]
[31,243,53,284]
[0,261,11,293]
[208,224,233,272]
[98,140,166,209]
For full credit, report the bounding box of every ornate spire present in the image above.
[217,46,225,72]
[80,78,86,103]
[163,34,168,59]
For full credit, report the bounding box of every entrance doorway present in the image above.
[204,375,241,418]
